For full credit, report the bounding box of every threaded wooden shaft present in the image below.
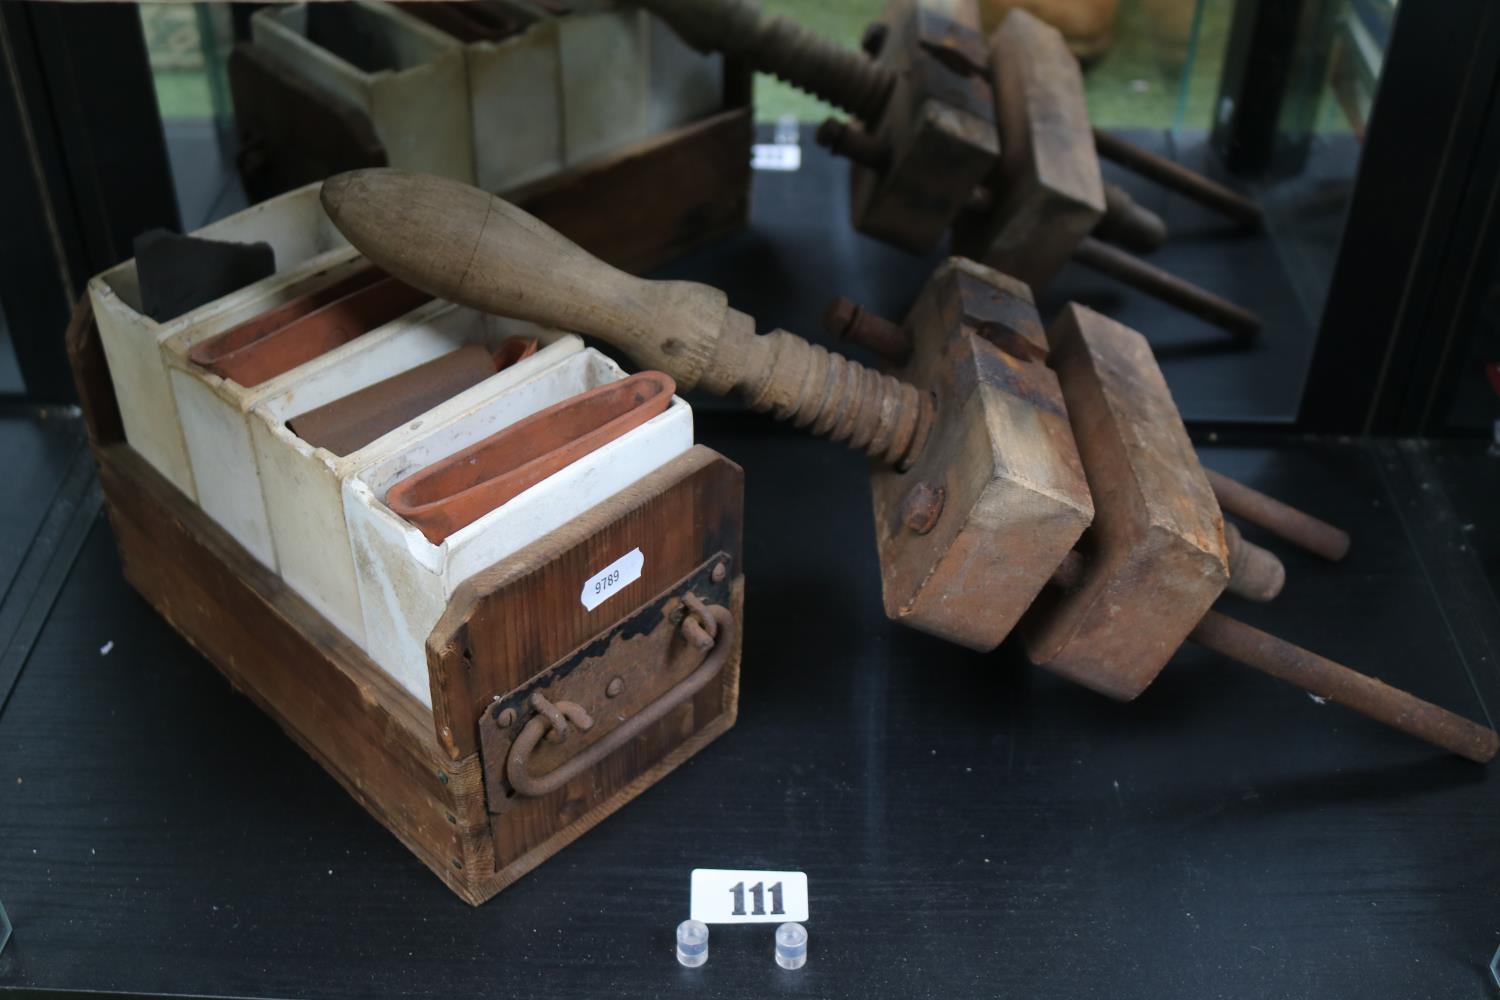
[640,0,896,124]
[739,331,931,469]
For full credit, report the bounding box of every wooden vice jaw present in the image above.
[870,258,1093,650]
[642,0,1000,254]
[951,9,1261,339]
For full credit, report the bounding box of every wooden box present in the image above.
[65,300,745,905]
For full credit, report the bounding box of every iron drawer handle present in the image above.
[505,602,736,798]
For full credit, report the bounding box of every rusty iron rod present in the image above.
[1073,236,1262,339]
[1205,468,1351,562]
[822,295,911,365]
[1092,128,1262,230]
[1189,611,1498,764]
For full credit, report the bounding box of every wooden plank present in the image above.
[507,106,752,274]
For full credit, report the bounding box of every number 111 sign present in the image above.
[689,869,810,924]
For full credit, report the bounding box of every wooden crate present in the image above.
[65,301,745,906]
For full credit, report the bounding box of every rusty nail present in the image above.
[495,706,516,728]
[606,677,625,698]
[900,481,945,534]
[860,21,887,57]
[711,561,727,584]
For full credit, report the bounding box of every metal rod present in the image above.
[1205,469,1351,561]
[1092,128,1262,230]
[1073,237,1261,339]
[1189,610,1498,763]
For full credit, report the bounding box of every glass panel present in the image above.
[138,4,246,229]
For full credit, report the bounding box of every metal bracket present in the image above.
[477,553,734,812]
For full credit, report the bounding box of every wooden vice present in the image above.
[641,0,1262,338]
[322,168,1496,764]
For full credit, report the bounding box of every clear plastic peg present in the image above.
[774,922,807,970]
[676,919,709,968]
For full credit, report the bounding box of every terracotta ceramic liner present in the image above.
[286,338,540,457]
[188,270,431,387]
[386,371,676,544]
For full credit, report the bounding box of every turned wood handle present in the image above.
[320,169,932,468]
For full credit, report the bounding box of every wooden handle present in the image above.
[320,170,932,468]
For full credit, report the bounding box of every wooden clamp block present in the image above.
[641,0,999,254]
[870,258,1092,650]
[952,8,1102,292]
[1021,305,1227,698]
[844,0,1000,253]
[953,9,1260,339]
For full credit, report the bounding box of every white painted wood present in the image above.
[248,303,582,644]
[346,346,693,704]
[465,8,564,192]
[161,254,383,570]
[252,2,476,183]
[557,4,650,163]
[87,182,356,500]
[645,10,724,134]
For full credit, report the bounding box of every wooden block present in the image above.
[869,257,1092,651]
[1022,305,1228,699]
[848,0,999,254]
[952,8,1103,289]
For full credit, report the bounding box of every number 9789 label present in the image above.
[690,869,809,924]
[579,548,644,612]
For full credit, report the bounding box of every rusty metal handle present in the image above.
[505,604,736,798]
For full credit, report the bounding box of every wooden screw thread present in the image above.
[1189,610,1498,764]
[738,330,931,469]
[639,0,896,124]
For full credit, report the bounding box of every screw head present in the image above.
[606,677,624,698]
[710,561,727,584]
[495,706,516,727]
[899,481,945,535]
